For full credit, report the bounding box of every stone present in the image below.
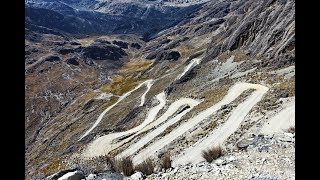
[237,136,258,149]
[214,159,225,166]
[173,168,178,174]
[279,92,289,98]
[226,156,236,162]
[221,105,228,109]
[86,174,96,180]
[277,137,294,143]
[130,172,143,180]
[57,171,84,180]
[46,168,77,180]
[284,133,294,138]
[70,42,81,46]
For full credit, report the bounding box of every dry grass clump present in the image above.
[202,146,223,163]
[160,153,172,170]
[114,156,134,176]
[286,126,295,133]
[134,158,154,175]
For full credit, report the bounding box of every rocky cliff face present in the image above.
[25,0,295,179]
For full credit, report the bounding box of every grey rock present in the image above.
[46,168,78,180]
[251,175,278,180]
[214,159,225,166]
[61,144,77,155]
[130,172,144,180]
[57,171,84,180]
[93,171,123,180]
[86,174,96,180]
[237,136,259,149]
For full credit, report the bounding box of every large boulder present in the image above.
[57,171,84,180]
[46,169,78,180]
[236,136,258,149]
[130,172,144,180]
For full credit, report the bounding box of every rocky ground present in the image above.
[148,133,295,180]
[48,131,294,180]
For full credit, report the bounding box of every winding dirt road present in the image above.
[172,83,269,166]
[134,83,269,165]
[79,79,154,140]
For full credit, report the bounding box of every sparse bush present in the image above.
[95,155,116,172]
[287,126,295,133]
[202,146,223,163]
[135,158,154,175]
[160,153,171,170]
[115,156,134,176]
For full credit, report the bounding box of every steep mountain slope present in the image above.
[25,0,295,179]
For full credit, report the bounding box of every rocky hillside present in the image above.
[25,0,295,179]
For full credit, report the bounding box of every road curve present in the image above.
[260,99,295,135]
[117,98,200,161]
[134,83,268,165]
[172,83,269,166]
[82,92,166,158]
[79,79,154,141]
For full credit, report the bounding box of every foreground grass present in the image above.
[202,146,223,163]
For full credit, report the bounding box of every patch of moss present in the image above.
[100,75,148,96]
[176,46,192,59]
[98,96,119,110]
[120,58,154,73]
[275,79,295,96]
[208,120,217,130]
[217,49,249,62]
[40,157,67,177]
[191,86,229,114]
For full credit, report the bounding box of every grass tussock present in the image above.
[100,75,147,96]
[41,157,67,176]
[286,126,295,133]
[115,156,134,176]
[93,155,116,172]
[120,58,154,73]
[202,146,223,163]
[274,79,295,96]
[160,153,172,170]
[191,86,229,115]
[134,158,154,175]
[217,49,249,63]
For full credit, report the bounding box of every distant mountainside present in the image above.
[25,0,204,39]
